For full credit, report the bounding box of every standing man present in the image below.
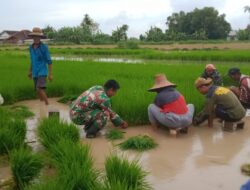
[28,27,52,105]
[201,64,222,86]
[228,68,250,109]
[147,74,194,131]
[193,78,246,127]
[70,80,128,138]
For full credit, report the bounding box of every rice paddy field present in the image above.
[0,45,250,190]
[0,47,250,124]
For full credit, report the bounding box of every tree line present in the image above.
[43,6,250,44]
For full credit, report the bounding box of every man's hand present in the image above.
[121,121,128,129]
[28,72,32,80]
[48,74,53,82]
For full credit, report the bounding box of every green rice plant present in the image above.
[105,129,124,140]
[119,135,157,151]
[24,180,63,190]
[49,139,101,190]
[38,117,80,152]
[0,112,26,154]
[10,147,43,190]
[104,154,151,190]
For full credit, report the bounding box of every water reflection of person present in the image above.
[194,119,250,168]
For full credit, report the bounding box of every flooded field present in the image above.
[1,98,249,190]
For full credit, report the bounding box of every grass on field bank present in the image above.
[119,135,158,152]
[105,129,124,140]
[38,118,80,152]
[10,147,43,190]
[104,154,151,190]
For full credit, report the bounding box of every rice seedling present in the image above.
[24,180,63,190]
[119,135,157,151]
[0,109,26,154]
[7,105,34,119]
[10,147,43,190]
[48,139,101,190]
[105,129,124,140]
[57,94,77,104]
[104,154,151,190]
[38,117,80,152]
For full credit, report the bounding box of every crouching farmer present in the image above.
[70,80,128,138]
[228,68,250,109]
[148,74,194,131]
[193,78,246,127]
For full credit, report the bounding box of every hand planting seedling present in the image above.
[119,135,157,151]
[105,129,125,140]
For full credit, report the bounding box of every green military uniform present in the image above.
[194,86,246,124]
[70,86,123,130]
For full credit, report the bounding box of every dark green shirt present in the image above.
[198,86,246,120]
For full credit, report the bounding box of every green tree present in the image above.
[42,25,56,39]
[111,24,129,42]
[166,7,231,39]
[80,14,99,35]
[144,26,165,42]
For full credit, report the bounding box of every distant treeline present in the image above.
[42,7,250,44]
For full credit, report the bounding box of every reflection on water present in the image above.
[94,58,143,64]
[51,56,143,64]
[8,98,250,190]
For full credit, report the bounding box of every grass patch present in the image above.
[105,129,124,140]
[119,135,157,151]
[38,117,80,152]
[24,180,63,190]
[104,154,151,190]
[10,147,43,189]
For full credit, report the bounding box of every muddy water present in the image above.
[9,98,250,190]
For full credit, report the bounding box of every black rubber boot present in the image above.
[85,125,100,139]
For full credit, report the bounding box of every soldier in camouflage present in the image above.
[70,80,128,138]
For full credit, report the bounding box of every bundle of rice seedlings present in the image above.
[105,129,124,140]
[0,119,26,155]
[10,147,43,189]
[57,95,77,104]
[38,118,79,152]
[8,105,34,119]
[119,135,157,151]
[49,139,101,190]
[104,154,151,190]
[241,164,250,176]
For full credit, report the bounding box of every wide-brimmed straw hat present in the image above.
[148,74,176,92]
[28,27,45,37]
[195,77,213,88]
[205,64,216,70]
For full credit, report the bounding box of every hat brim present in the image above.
[28,33,45,37]
[148,84,176,92]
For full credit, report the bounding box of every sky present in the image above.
[0,0,249,37]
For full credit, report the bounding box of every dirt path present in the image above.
[2,98,249,190]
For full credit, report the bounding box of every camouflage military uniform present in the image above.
[69,86,123,130]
